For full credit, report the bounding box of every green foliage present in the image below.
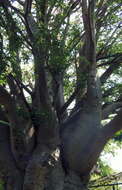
[114,130,122,142]
[98,159,113,177]
[63,66,76,100]
[0,74,6,85]
[91,140,122,181]
[8,30,22,52]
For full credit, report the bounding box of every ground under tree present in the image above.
[0,0,122,190]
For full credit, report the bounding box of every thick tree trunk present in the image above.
[23,160,89,190]
[0,107,107,190]
[3,155,89,190]
[1,108,122,190]
[0,121,90,190]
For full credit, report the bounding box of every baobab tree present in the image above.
[0,0,122,189]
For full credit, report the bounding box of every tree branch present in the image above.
[51,73,66,121]
[0,85,15,112]
[0,123,23,189]
[100,59,122,84]
[7,74,32,114]
[81,0,101,109]
[102,102,122,120]
[96,2,108,40]
[17,0,24,6]
[8,3,24,16]
[15,77,33,96]
[2,3,32,49]
[97,22,122,58]
[103,109,122,140]
[53,0,81,32]
[0,85,28,164]
[97,53,122,62]
[0,85,22,130]
[60,87,79,115]
[24,0,33,16]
